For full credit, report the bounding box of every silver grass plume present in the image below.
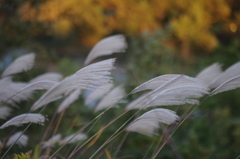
[126,109,179,136]
[84,35,127,65]
[0,77,33,105]
[6,131,28,147]
[0,113,46,129]
[131,74,180,94]
[126,120,160,136]
[127,75,209,110]
[131,74,207,94]
[85,83,113,106]
[126,85,208,110]
[209,62,240,88]
[0,106,12,119]
[94,85,126,112]
[31,59,115,111]
[57,89,81,113]
[19,81,59,92]
[211,75,240,96]
[126,92,151,110]
[196,63,222,86]
[42,134,61,148]
[30,72,63,83]
[60,134,87,144]
[144,86,207,108]
[1,53,35,77]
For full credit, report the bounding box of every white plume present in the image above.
[196,63,222,86]
[85,83,113,106]
[131,74,207,94]
[209,62,240,88]
[31,59,115,111]
[6,131,28,147]
[126,92,151,110]
[30,72,63,83]
[2,53,35,77]
[126,75,209,110]
[84,35,127,65]
[0,106,12,119]
[0,77,33,105]
[126,85,208,110]
[95,85,126,112]
[57,89,81,113]
[0,113,46,129]
[211,75,240,95]
[61,134,87,144]
[126,120,160,136]
[43,134,61,148]
[19,81,59,92]
[126,109,179,136]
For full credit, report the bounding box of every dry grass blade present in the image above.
[209,61,240,88]
[0,106,12,119]
[196,62,222,86]
[85,83,113,106]
[1,53,35,77]
[126,109,179,136]
[31,59,115,111]
[211,75,240,95]
[6,131,28,147]
[57,89,81,113]
[84,35,127,65]
[30,72,63,83]
[94,85,126,112]
[0,113,46,129]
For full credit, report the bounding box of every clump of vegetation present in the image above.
[0,34,240,159]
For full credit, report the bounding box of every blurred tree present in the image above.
[1,0,240,57]
[0,0,46,54]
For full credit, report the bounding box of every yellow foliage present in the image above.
[171,0,230,51]
[14,151,32,159]
[19,0,233,51]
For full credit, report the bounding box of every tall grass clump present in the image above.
[0,34,240,159]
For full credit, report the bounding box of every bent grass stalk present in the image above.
[150,127,166,158]
[50,94,130,159]
[49,116,98,159]
[150,104,194,157]
[44,109,65,159]
[143,141,155,159]
[96,140,117,159]
[1,123,33,159]
[88,108,144,159]
[39,112,57,154]
[65,116,102,158]
[152,95,210,159]
[89,88,209,158]
[113,131,129,158]
[84,78,183,157]
[68,90,156,158]
[1,104,48,159]
[67,107,130,159]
